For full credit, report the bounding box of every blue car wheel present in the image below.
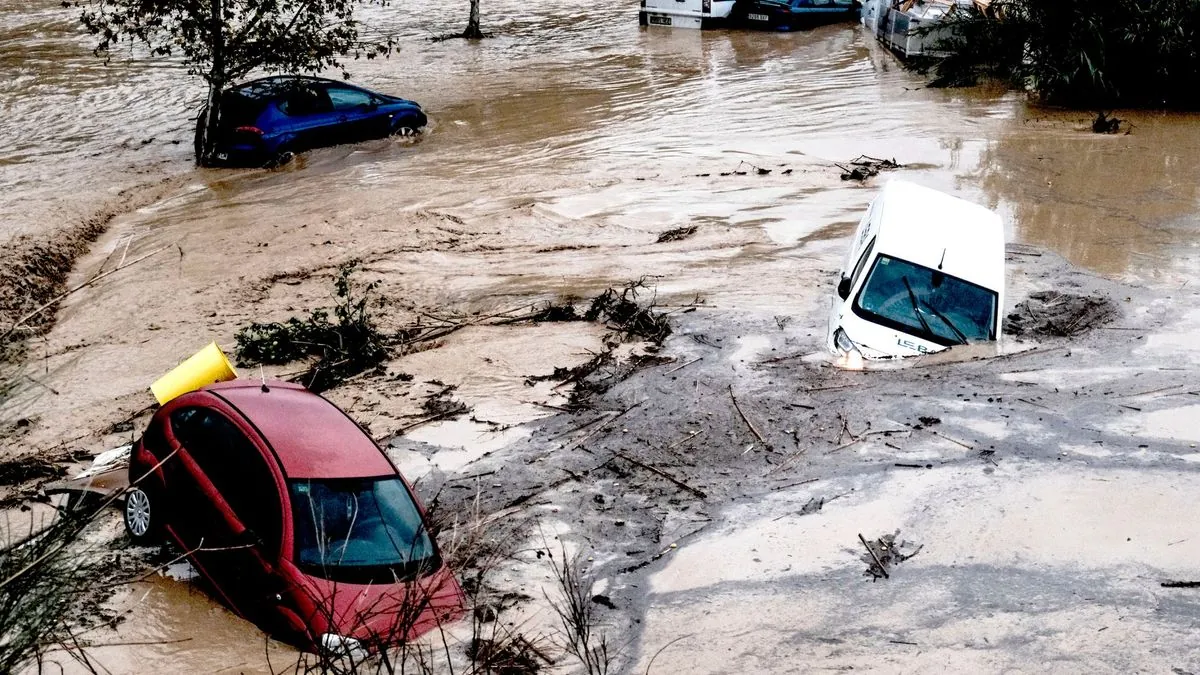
[389,114,425,138]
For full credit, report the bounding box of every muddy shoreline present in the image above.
[0,174,190,362]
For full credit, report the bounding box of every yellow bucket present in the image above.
[150,342,238,405]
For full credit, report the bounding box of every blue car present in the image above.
[198,76,428,166]
[734,0,860,30]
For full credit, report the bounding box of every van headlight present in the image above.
[833,328,860,355]
[833,328,865,370]
[320,633,367,661]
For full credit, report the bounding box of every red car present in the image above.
[123,380,463,654]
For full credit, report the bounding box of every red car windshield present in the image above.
[290,477,438,583]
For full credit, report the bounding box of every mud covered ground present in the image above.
[4,2,1200,671]
[7,234,1200,673]
[388,248,1200,674]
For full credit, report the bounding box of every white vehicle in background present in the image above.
[827,180,1005,364]
[861,0,981,58]
[639,0,737,29]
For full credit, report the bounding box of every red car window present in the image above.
[169,407,284,555]
[289,477,438,584]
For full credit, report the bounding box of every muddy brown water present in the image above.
[4,0,1200,671]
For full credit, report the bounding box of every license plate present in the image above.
[748,12,769,20]
[216,152,229,160]
[649,14,671,25]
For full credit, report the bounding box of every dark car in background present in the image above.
[733,0,859,30]
[122,379,463,654]
[198,76,428,166]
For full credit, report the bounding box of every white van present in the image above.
[639,0,736,29]
[863,0,977,59]
[827,180,1005,362]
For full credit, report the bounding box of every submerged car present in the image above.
[734,0,860,30]
[827,180,1004,362]
[199,76,428,166]
[123,380,463,652]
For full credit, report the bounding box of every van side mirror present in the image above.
[837,277,852,300]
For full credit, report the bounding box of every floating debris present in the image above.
[1092,111,1124,134]
[837,155,903,181]
[656,225,698,243]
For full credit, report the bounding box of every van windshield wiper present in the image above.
[901,276,932,336]
[920,300,970,345]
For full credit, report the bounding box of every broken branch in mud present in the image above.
[383,409,460,439]
[858,533,889,579]
[612,451,707,500]
[549,414,612,442]
[1161,581,1200,588]
[729,384,772,451]
[667,429,704,450]
[801,382,861,393]
[665,357,702,374]
[562,401,644,453]
[859,530,923,581]
[643,634,694,675]
[619,524,710,574]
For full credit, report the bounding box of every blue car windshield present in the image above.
[854,255,997,346]
[290,477,438,582]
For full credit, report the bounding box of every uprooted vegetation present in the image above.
[655,225,698,244]
[0,497,149,674]
[235,262,390,392]
[1005,290,1119,338]
[235,269,673,394]
[858,530,923,581]
[545,547,616,675]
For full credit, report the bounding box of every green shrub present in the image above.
[235,262,388,392]
[930,0,1200,108]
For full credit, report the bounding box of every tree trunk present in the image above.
[197,0,225,165]
[464,0,483,38]
[196,81,223,166]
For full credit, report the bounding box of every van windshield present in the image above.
[853,255,997,346]
[290,477,438,583]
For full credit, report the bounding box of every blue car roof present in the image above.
[231,76,363,100]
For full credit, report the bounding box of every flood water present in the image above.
[4,0,1200,280]
[5,0,1200,671]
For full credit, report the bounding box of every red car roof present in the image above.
[206,380,394,480]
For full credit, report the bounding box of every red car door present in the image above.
[166,406,287,627]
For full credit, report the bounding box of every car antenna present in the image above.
[938,247,947,270]
[259,365,270,393]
